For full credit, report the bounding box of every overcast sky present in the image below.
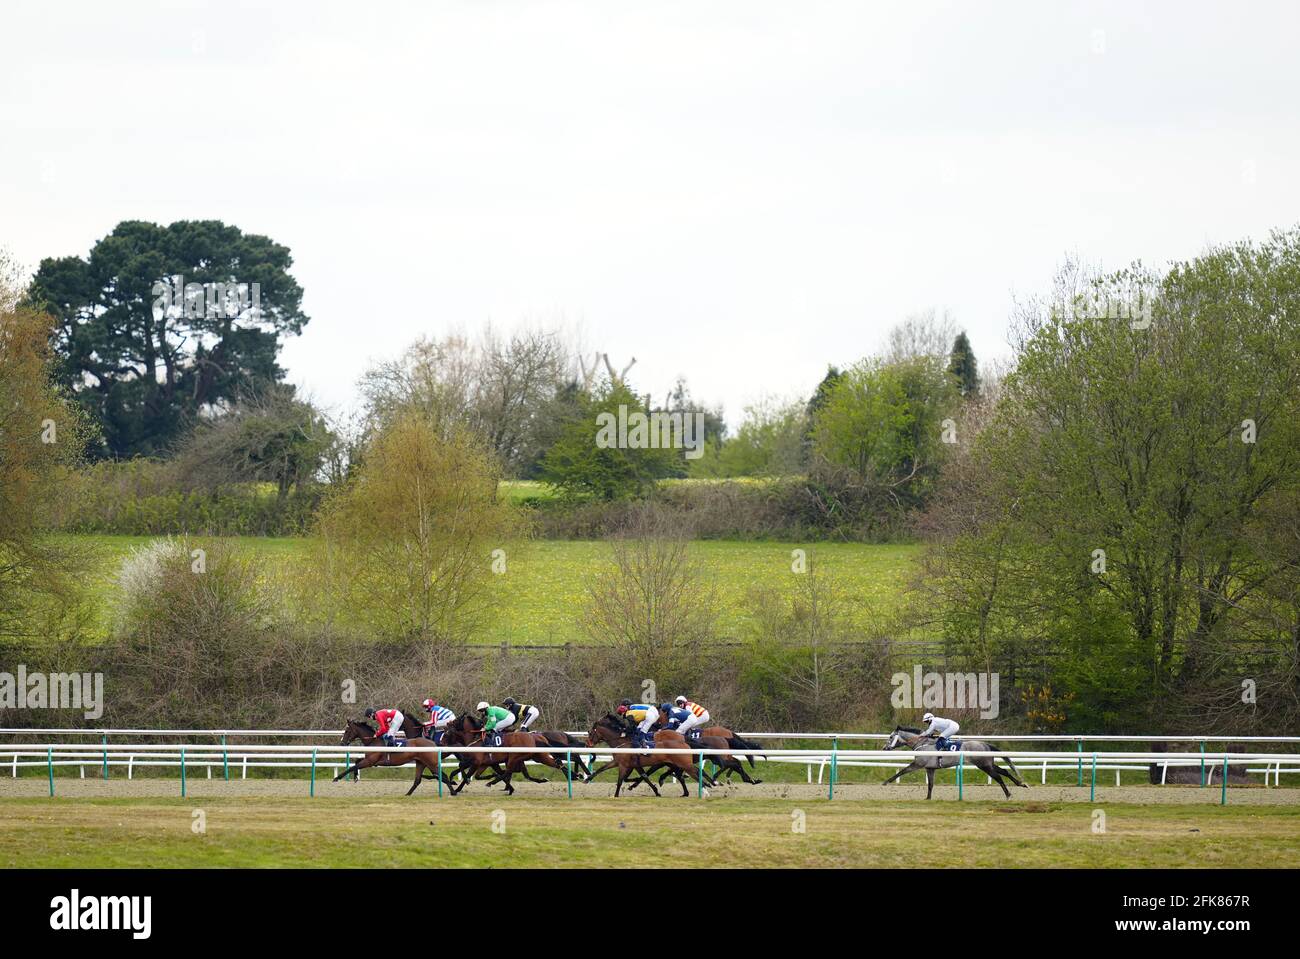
[4,1,1299,427]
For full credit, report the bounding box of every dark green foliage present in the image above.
[947,331,979,397]
[539,382,680,499]
[27,220,308,459]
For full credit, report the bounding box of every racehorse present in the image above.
[651,714,767,770]
[585,715,715,797]
[340,710,444,783]
[637,732,762,788]
[439,723,570,796]
[452,712,591,782]
[882,725,1029,799]
[333,719,454,795]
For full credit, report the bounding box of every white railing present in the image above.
[4,727,1300,743]
[4,741,1299,803]
[5,730,1300,788]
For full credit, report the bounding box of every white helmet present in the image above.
[674,696,687,706]
[476,701,489,711]
[922,712,935,722]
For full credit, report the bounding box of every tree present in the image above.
[658,377,726,475]
[690,396,807,478]
[360,326,571,476]
[920,231,1300,728]
[316,410,523,645]
[802,365,843,464]
[741,561,881,728]
[27,220,308,458]
[0,251,92,638]
[885,308,959,365]
[580,504,718,680]
[172,386,335,502]
[811,354,957,511]
[539,381,679,499]
[947,331,980,397]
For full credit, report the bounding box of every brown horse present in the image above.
[585,715,715,797]
[333,719,454,795]
[439,724,570,796]
[652,715,766,770]
[450,713,591,783]
[634,732,762,789]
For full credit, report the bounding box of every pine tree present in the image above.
[947,332,980,397]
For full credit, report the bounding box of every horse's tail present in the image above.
[728,736,766,767]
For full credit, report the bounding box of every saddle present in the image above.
[935,737,961,752]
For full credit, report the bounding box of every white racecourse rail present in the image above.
[3,729,1300,800]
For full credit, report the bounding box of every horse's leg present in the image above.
[614,766,628,798]
[984,762,1011,798]
[450,762,479,795]
[629,759,663,796]
[726,758,759,785]
[925,768,935,799]
[998,759,1029,788]
[573,752,591,779]
[586,760,618,781]
[541,751,569,776]
[406,765,425,796]
[333,755,376,783]
[675,763,696,796]
[883,760,921,785]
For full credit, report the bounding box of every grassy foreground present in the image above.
[4,795,1298,868]
[70,535,921,645]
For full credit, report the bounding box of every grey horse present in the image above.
[882,725,1029,799]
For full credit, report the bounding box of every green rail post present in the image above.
[180,747,186,798]
[222,734,229,782]
[566,749,573,799]
[828,737,838,800]
[436,749,443,798]
[310,748,317,797]
[1090,753,1097,802]
[102,733,108,780]
[957,750,964,800]
[1200,741,1206,787]
[1076,739,1083,786]
[1221,755,1228,806]
[697,750,704,798]
[47,747,54,796]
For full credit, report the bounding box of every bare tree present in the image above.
[580,504,718,680]
[359,325,572,475]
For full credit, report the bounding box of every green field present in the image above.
[70,534,921,645]
[3,794,1296,868]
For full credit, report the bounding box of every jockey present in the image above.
[920,712,960,751]
[421,699,456,743]
[478,701,516,747]
[501,697,540,732]
[365,706,404,747]
[661,702,687,729]
[616,702,659,749]
[672,695,710,740]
